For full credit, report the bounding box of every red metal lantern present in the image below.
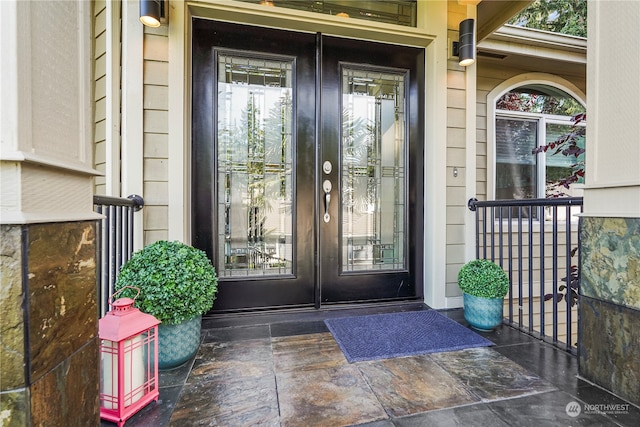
[99,287,160,426]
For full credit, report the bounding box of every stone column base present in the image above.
[0,221,100,426]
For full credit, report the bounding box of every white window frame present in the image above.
[495,110,585,199]
[486,74,587,202]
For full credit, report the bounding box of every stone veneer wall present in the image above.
[0,221,100,426]
[579,217,640,405]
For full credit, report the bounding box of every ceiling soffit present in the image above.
[476,0,533,41]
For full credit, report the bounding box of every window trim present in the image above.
[486,73,586,201]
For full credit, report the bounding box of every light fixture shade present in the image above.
[140,0,162,28]
[458,18,476,66]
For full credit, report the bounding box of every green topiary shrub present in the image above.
[457,259,509,299]
[115,240,218,325]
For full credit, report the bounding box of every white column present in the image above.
[105,0,122,196]
[583,0,640,217]
[422,0,449,309]
[121,0,145,250]
[0,0,100,224]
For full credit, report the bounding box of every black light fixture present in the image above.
[140,0,165,28]
[453,18,476,67]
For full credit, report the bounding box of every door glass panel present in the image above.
[341,67,406,272]
[217,53,294,277]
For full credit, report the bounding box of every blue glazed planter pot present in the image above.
[463,293,504,331]
[158,315,202,370]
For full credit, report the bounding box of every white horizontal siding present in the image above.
[142,25,170,242]
[93,1,107,196]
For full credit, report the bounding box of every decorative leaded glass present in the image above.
[217,53,294,277]
[341,67,407,272]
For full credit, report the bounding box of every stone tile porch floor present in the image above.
[102,303,639,427]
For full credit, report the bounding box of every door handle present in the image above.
[323,180,332,223]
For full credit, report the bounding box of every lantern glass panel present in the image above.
[99,328,158,410]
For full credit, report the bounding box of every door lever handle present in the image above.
[324,193,331,223]
[322,180,332,223]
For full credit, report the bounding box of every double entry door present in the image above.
[192,19,424,312]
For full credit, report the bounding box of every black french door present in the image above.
[192,19,423,312]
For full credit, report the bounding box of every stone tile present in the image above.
[111,309,640,427]
[170,374,279,426]
[272,332,347,372]
[276,364,387,427]
[430,347,556,401]
[393,402,511,427]
[203,324,271,343]
[101,386,182,427]
[579,296,640,406]
[438,308,466,323]
[581,217,640,309]
[271,320,329,337]
[170,336,278,426]
[495,342,586,394]
[27,221,98,381]
[0,388,28,426]
[474,323,540,347]
[574,383,640,427]
[188,339,274,383]
[159,356,196,388]
[0,224,25,390]
[31,338,100,426]
[358,356,479,417]
[440,309,539,347]
[348,420,395,427]
[486,390,619,426]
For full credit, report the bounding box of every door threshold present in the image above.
[202,299,428,329]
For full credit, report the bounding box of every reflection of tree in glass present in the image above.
[497,91,583,116]
[237,91,292,246]
[533,113,585,196]
[264,91,293,201]
[496,89,585,198]
[342,108,378,217]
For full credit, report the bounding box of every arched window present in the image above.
[494,84,585,200]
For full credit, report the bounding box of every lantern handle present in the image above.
[109,286,141,306]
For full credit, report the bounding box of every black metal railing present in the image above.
[468,197,583,353]
[94,194,144,316]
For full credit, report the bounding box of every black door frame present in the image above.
[191,19,424,312]
[192,19,317,311]
[318,35,425,304]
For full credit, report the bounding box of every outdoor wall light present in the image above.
[453,18,476,67]
[140,0,165,28]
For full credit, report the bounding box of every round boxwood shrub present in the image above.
[115,240,218,325]
[457,259,509,299]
